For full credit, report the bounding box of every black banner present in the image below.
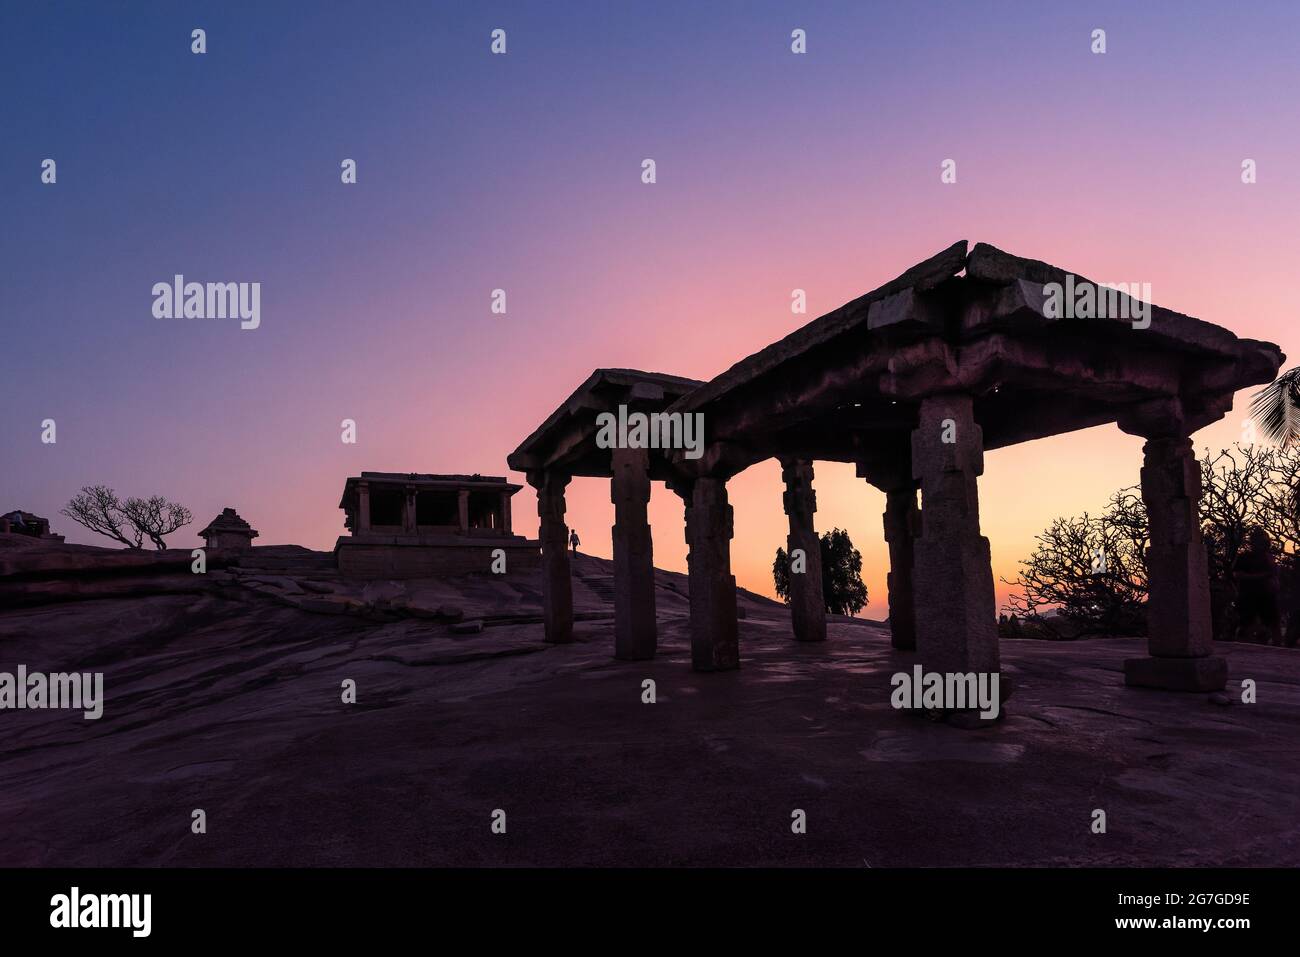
[0,867,1284,944]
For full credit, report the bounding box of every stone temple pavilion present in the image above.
[508,241,1283,696]
[0,511,63,542]
[197,508,259,550]
[335,472,538,578]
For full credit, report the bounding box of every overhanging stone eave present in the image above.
[508,367,705,472]
[509,369,607,468]
[670,243,1283,443]
[665,333,1276,470]
[980,402,1141,452]
[965,245,1280,362]
[515,242,1284,487]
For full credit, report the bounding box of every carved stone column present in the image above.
[882,485,921,651]
[611,447,657,660]
[500,490,513,534]
[1118,398,1225,691]
[356,481,371,534]
[780,458,826,642]
[910,394,1000,676]
[672,476,740,671]
[528,471,574,644]
[858,459,920,652]
[403,484,417,533]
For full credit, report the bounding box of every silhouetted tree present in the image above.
[1250,367,1300,449]
[62,486,192,550]
[121,495,193,550]
[1253,369,1300,507]
[1005,443,1300,638]
[62,486,143,549]
[773,527,868,616]
[1002,499,1148,638]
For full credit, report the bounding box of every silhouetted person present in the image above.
[569,529,580,555]
[1233,528,1280,645]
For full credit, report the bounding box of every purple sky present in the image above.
[5,1,1299,616]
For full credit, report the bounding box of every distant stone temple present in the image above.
[335,472,538,578]
[510,241,1285,700]
[198,508,259,550]
[0,510,63,542]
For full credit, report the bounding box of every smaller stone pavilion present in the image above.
[335,472,538,579]
[0,510,63,542]
[197,508,259,550]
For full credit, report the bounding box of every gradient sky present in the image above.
[4,1,1298,619]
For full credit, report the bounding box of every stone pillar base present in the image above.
[1124,655,1226,692]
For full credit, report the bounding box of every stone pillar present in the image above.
[780,458,826,642]
[356,481,371,533]
[1125,435,1223,690]
[528,471,574,644]
[457,489,470,533]
[676,477,740,671]
[611,447,657,660]
[859,459,921,652]
[882,484,921,651]
[500,491,513,534]
[403,485,417,533]
[910,394,1000,676]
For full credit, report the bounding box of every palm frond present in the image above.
[1249,367,1300,448]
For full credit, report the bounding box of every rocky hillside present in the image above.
[2,534,1296,867]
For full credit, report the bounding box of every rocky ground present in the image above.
[1,535,1297,867]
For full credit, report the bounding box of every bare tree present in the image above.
[61,486,143,549]
[1004,443,1300,637]
[1198,446,1273,578]
[1255,447,1300,551]
[1002,506,1147,638]
[61,487,193,550]
[121,496,193,550]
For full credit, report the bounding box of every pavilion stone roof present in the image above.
[338,473,522,510]
[507,368,705,477]
[198,508,259,539]
[509,242,1283,482]
[357,472,512,485]
[660,240,1283,471]
[672,240,1280,414]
